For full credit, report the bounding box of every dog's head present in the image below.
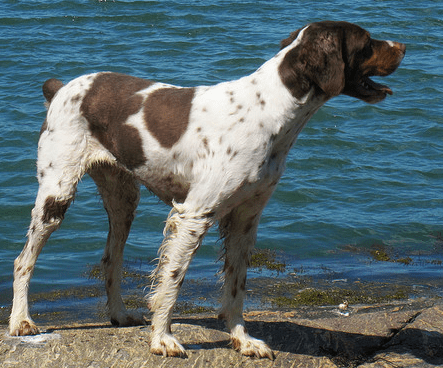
[279,21,406,103]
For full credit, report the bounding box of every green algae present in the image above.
[175,302,214,315]
[250,249,286,273]
[370,249,391,262]
[268,281,411,308]
[29,286,103,303]
[369,244,413,265]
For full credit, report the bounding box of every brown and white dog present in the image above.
[10,21,405,358]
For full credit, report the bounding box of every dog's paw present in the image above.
[110,310,146,327]
[231,325,275,359]
[150,333,187,358]
[9,320,40,336]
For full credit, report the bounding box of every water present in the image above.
[1,0,442,313]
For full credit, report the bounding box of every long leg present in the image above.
[88,164,141,326]
[148,202,214,357]
[218,194,275,359]
[9,133,84,335]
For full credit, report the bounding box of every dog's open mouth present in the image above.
[359,76,393,96]
[344,75,393,103]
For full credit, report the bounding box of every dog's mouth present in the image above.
[344,75,393,104]
[359,76,393,96]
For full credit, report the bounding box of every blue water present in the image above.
[1,0,443,310]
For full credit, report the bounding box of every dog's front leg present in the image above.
[148,203,213,357]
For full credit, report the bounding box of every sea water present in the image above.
[1,0,442,313]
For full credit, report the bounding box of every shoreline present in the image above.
[2,251,443,367]
[2,254,443,333]
[2,270,443,327]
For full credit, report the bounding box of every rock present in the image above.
[1,300,443,367]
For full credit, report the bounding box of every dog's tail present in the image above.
[42,78,64,107]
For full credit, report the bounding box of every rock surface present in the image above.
[2,299,443,368]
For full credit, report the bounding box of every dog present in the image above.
[10,21,405,359]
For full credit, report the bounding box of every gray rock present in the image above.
[1,300,442,368]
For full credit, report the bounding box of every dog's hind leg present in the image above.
[88,164,142,326]
[9,129,85,336]
[218,194,275,359]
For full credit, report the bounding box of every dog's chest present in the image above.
[133,87,321,210]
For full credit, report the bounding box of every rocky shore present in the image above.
[2,298,443,368]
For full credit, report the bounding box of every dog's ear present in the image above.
[279,25,345,98]
[280,29,302,49]
[306,33,345,97]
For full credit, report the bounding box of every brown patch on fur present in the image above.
[17,320,39,336]
[81,73,154,170]
[42,196,70,223]
[71,94,82,104]
[232,337,241,351]
[144,87,195,148]
[202,137,209,149]
[42,78,64,103]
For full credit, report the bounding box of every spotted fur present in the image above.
[10,21,405,359]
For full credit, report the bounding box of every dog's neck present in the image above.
[188,49,329,200]
[233,50,327,153]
